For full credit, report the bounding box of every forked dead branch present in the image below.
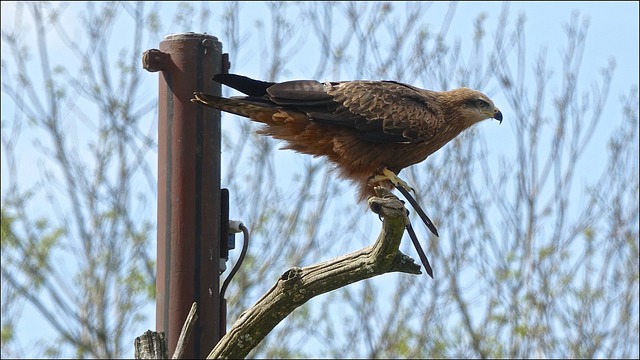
[207,187,421,359]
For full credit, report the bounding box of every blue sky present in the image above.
[2,1,638,194]
[1,1,638,357]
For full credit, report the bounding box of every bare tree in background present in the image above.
[1,2,638,359]
[1,2,157,358]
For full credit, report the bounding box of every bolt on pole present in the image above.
[143,32,224,358]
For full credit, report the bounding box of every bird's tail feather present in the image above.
[212,74,274,97]
[191,93,277,120]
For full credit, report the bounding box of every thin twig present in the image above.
[406,223,434,278]
[396,185,439,237]
[172,302,198,359]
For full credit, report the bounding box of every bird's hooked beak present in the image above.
[493,107,503,124]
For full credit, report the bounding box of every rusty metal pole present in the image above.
[143,33,224,358]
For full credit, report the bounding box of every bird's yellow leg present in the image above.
[371,167,415,193]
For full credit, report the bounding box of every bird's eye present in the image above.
[476,99,488,108]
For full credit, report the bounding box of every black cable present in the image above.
[220,223,249,300]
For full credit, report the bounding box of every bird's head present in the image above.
[446,88,503,125]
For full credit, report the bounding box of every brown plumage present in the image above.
[192,74,503,202]
[192,74,503,278]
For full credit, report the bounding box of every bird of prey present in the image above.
[192,73,503,277]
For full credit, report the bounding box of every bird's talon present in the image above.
[377,167,414,193]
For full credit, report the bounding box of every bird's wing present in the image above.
[209,75,443,144]
[266,80,442,143]
[324,81,443,143]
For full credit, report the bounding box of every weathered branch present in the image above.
[134,330,168,359]
[172,302,198,359]
[207,187,421,359]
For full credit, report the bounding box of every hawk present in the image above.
[192,74,503,277]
